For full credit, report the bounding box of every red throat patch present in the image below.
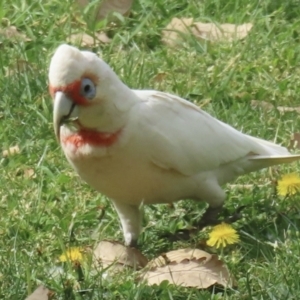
[62,128,122,148]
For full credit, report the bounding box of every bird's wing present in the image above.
[132,90,289,176]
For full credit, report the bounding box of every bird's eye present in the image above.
[80,78,96,100]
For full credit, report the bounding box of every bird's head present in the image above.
[49,44,128,144]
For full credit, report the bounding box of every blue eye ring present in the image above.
[80,78,96,100]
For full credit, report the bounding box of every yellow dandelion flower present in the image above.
[59,247,83,263]
[277,173,300,197]
[207,223,240,248]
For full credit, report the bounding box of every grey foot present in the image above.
[127,239,139,248]
[160,228,197,241]
[159,205,246,242]
[160,206,223,241]
[198,205,246,229]
[223,205,246,223]
[197,206,223,228]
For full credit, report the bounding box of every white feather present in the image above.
[131,90,297,178]
[49,44,300,246]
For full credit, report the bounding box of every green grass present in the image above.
[1,0,300,298]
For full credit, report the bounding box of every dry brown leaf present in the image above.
[0,26,30,42]
[67,32,111,47]
[93,240,148,272]
[288,133,300,150]
[2,145,20,157]
[97,0,133,20]
[96,32,111,44]
[77,0,133,21]
[142,248,234,289]
[162,18,252,47]
[250,100,300,115]
[150,249,210,267]
[192,22,253,42]
[162,18,194,47]
[25,285,53,300]
[24,168,35,179]
[277,106,300,114]
[5,59,32,77]
[152,72,167,83]
[250,100,274,111]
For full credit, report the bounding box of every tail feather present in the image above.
[247,135,290,156]
[250,154,300,166]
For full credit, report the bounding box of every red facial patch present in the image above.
[62,128,122,148]
[49,79,92,106]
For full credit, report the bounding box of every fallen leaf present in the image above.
[2,145,20,157]
[77,0,133,21]
[148,248,210,267]
[5,59,32,77]
[25,285,53,300]
[277,106,300,114]
[97,0,133,20]
[162,18,253,47]
[250,100,274,111]
[0,26,30,42]
[152,72,167,83]
[288,133,300,150]
[93,240,148,272]
[250,100,300,115]
[162,18,194,47]
[142,248,234,289]
[67,32,111,47]
[24,168,35,178]
[192,22,253,42]
[96,32,111,43]
[15,168,36,178]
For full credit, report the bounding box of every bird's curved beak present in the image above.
[53,91,78,142]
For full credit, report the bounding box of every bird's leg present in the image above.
[198,204,246,228]
[197,205,223,228]
[112,201,142,247]
[222,205,246,224]
[159,205,224,242]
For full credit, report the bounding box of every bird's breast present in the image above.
[60,131,197,204]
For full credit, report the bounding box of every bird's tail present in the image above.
[248,135,290,155]
[245,135,300,168]
[249,154,300,166]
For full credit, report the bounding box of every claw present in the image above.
[160,228,198,241]
[197,205,246,229]
[159,205,246,243]
[196,206,223,229]
[223,205,246,223]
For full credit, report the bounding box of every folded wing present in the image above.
[133,90,297,176]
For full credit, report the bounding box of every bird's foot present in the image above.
[159,206,246,242]
[197,205,246,229]
[196,206,223,229]
[222,205,246,224]
[127,240,139,249]
[124,232,139,248]
[159,206,223,241]
[159,228,197,241]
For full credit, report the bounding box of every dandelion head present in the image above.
[277,173,300,197]
[207,223,240,249]
[59,247,83,263]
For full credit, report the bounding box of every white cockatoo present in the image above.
[49,44,300,246]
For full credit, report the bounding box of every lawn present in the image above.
[1,0,300,299]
